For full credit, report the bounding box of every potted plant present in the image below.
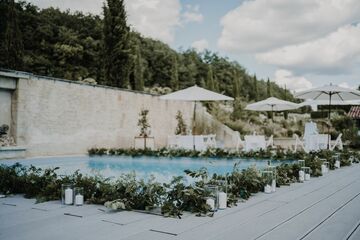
[136,109,154,149]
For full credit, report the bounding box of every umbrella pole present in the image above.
[193,101,196,151]
[327,94,332,149]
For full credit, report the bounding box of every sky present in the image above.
[30,0,360,92]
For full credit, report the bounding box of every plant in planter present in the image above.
[175,110,187,135]
[137,109,151,148]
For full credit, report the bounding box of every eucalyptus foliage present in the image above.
[1,150,358,218]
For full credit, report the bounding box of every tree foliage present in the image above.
[103,0,131,88]
[0,0,293,102]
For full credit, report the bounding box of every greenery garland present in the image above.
[0,150,359,218]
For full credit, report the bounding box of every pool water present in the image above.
[1,156,293,183]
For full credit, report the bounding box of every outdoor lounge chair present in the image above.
[330,133,343,151]
[244,134,273,152]
[167,134,217,151]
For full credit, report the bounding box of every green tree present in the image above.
[175,111,187,135]
[170,55,179,90]
[267,78,272,97]
[206,65,215,91]
[133,44,144,91]
[253,75,258,101]
[232,71,240,98]
[103,0,131,88]
[4,0,23,69]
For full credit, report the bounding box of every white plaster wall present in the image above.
[15,78,194,156]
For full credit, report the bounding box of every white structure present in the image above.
[167,134,216,151]
[243,134,273,152]
[294,122,343,152]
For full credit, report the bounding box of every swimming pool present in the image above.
[0,156,293,183]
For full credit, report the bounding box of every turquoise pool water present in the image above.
[1,156,293,183]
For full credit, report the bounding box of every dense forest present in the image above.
[0,0,292,101]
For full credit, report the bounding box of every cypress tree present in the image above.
[4,0,23,69]
[103,0,131,88]
[267,78,272,97]
[133,44,144,91]
[170,55,179,90]
[232,70,240,98]
[206,65,215,90]
[253,75,258,101]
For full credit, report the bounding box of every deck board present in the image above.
[1,164,359,240]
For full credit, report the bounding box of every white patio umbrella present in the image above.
[299,99,360,111]
[245,97,300,119]
[295,84,360,148]
[160,85,234,150]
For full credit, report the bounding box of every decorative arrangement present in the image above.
[302,167,311,181]
[298,160,305,182]
[74,187,84,206]
[62,184,73,205]
[261,170,274,194]
[0,150,359,218]
[320,158,329,175]
[216,179,227,210]
[265,165,277,192]
[204,185,219,211]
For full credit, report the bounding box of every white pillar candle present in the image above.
[64,188,73,205]
[218,192,227,210]
[321,164,326,175]
[271,179,276,192]
[264,184,272,194]
[299,170,305,182]
[335,160,340,169]
[305,173,310,181]
[206,198,215,211]
[75,194,84,206]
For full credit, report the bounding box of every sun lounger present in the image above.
[167,134,217,151]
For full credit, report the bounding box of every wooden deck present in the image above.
[1,164,360,240]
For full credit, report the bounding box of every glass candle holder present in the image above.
[204,185,219,211]
[321,160,329,174]
[302,167,311,181]
[216,180,227,210]
[61,184,73,205]
[265,166,277,192]
[74,187,84,206]
[262,170,274,194]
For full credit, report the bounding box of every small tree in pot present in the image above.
[175,110,187,135]
[138,109,151,148]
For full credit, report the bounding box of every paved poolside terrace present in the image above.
[1,164,360,240]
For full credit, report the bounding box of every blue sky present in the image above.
[30,0,360,91]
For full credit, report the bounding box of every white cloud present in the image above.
[273,69,312,92]
[191,39,209,52]
[126,0,181,43]
[30,0,182,44]
[218,0,360,53]
[257,24,360,74]
[182,4,203,23]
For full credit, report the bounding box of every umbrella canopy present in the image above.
[245,97,299,111]
[299,99,360,107]
[159,85,234,101]
[294,84,360,101]
[294,84,360,149]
